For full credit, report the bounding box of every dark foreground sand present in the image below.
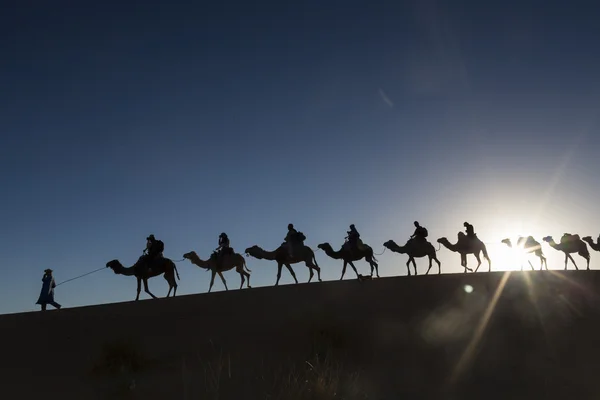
[1,270,599,399]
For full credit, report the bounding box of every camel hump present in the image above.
[561,233,580,242]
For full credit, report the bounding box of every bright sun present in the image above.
[491,237,536,271]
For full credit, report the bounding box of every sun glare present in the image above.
[493,237,532,271]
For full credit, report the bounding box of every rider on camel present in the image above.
[346,224,361,251]
[142,234,164,272]
[285,224,298,258]
[463,222,476,240]
[214,232,230,268]
[410,221,428,242]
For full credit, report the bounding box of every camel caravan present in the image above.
[104,222,600,300]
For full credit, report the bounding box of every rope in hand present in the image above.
[55,266,106,287]
[55,256,187,287]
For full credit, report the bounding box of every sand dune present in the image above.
[2,270,599,399]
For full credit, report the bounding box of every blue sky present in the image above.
[1,1,599,314]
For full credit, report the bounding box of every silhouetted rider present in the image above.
[214,232,230,268]
[410,221,428,242]
[346,224,360,250]
[463,222,476,239]
[144,234,164,258]
[218,232,230,252]
[142,234,164,271]
[285,223,298,258]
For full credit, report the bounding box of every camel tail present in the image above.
[482,245,490,262]
[312,253,320,269]
[173,261,180,280]
[243,257,252,273]
[370,248,378,263]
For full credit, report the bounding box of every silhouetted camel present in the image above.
[501,236,548,270]
[383,239,441,275]
[244,244,321,286]
[183,250,251,292]
[317,242,379,279]
[437,232,491,272]
[582,236,600,253]
[542,234,590,270]
[106,257,180,300]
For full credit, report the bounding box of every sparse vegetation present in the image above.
[189,330,367,399]
[93,338,146,374]
[91,338,150,397]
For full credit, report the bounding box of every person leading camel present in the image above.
[36,269,61,311]
[410,221,428,242]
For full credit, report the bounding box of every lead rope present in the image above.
[55,266,106,287]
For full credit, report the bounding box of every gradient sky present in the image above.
[1,1,599,314]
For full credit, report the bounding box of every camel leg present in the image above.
[582,254,590,270]
[275,264,283,286]
[435,257,441,274]
[540,255,547,270]
[405,259,412,276]
[473,254,482,273]
[239,272,245,289]
[340,261,348,280]
[135,277,142,301]
[411,258,417,276]
[347,261,360,278]
[425,256,432,275]
[565,253,578,270]
[245,272,251,288]
[209,270,217,292]
[313,259,322,282]
[284,264,298,284]
[218,271,228,291]
[461,255,472,273]
[528,260,534,270]
[165,273,175,297]
[143,279,157,299]
[306,262,314,283]
[368,257,380,278]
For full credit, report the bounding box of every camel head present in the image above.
[182,251,197,261]
[317,243,332,251]
[542,236,553,243]
[245,245,263,259]
[501,238,511,246]
[106,259,124,274]
[382,240,396,249]
[582,236,593,242]
[437,237,448,244]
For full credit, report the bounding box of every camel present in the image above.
[244,244,321,286]
[542,234,590,270]
[317,242,379,280]
[582,236,600,252]
[437,232,491,272]
[106,256,180,301]
[501,236,548,271]
[183,250,251,293]
[383,239,441,275]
